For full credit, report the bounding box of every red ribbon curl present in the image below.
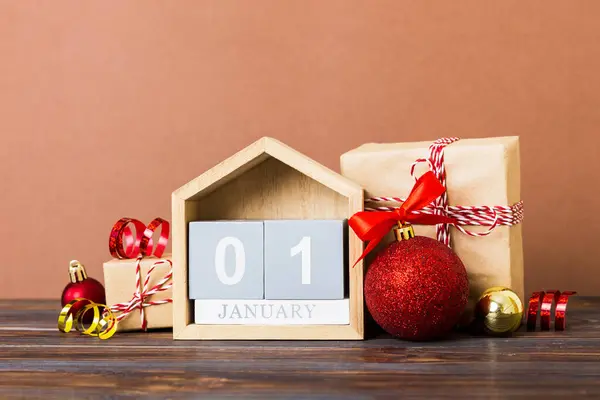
[349,171,457,266]
[109,217,170,259]
[527,290,577,331]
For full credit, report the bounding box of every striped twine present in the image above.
[108,256,173,331]
[365,137,523,247]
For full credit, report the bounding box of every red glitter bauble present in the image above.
[365,236,469,341]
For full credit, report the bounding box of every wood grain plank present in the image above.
[0,298,599,398]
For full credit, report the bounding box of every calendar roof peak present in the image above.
[172,136,362,201]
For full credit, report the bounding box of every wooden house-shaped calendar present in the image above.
[171,137,364,340]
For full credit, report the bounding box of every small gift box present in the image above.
[340,137,524,312]
[103,255,173,332]
[104,217,173,332]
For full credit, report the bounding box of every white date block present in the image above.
[264,220,346,300]
[188,221,264,299]
[194,299,350,325]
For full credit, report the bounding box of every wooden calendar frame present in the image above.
[171,137,364,340]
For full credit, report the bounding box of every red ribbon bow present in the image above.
[349,171,457,266]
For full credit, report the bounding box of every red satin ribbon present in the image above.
[527,290,576,331]
[349,171,457,266]
[109,218,170,259]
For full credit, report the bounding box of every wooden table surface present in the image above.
[1,298,600,399]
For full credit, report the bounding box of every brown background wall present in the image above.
[1,1,598,299]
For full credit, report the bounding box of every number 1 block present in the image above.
[264,220,346,300]
[188,221,264,299]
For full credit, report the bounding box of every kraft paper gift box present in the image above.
[340,137,524,316]
[103,254,173,332]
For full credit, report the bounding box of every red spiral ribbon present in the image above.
[527,290,577,331]
[109,217,170,259]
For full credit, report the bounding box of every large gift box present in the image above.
[340,137,524,313]
[103,255,173,332]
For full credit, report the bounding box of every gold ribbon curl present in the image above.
[58,299,118,340]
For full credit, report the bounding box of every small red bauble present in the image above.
[365,235,469,341]
[61,260,106,321]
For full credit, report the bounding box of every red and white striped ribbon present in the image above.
[365,137,524,247]
[108,256,173,331]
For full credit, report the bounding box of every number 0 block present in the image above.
[264,220,345,300]
[188,221,264,299]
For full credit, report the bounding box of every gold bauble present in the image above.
[475,286,524,335]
